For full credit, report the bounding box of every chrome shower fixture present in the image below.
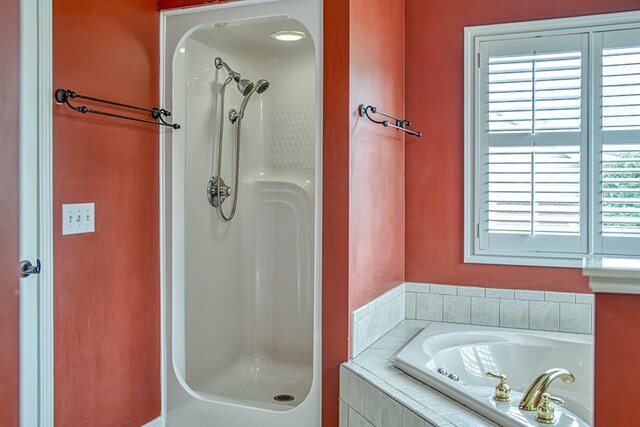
[229,79,270,124]
[215,57,254,96]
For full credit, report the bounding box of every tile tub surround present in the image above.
[404,283,594,334]
[340,320,498,427]
[352,284,406,357]
[345,284,595,426]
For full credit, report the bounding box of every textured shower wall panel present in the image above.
[270,54,316,171]
[248,181,314,365]
[183,38,245,385]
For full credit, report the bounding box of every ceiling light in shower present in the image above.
[270,30,307,42]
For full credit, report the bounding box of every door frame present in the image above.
[19,0,53,425]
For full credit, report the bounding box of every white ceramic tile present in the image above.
[413,406,450,426]
[370,334,408,351]
[392,283,405,299]
[416,293,443,321]
[471,297,499,327]
[515,290,545,301]
[560,303,591,334]
[402,406,426,427]
[486,289,514,299]
[353,305,370,323]
[406,282,430,293]
[429,284,457,295]
[443,295,471,324]
[339,399,349,427]
[529,301,560,331]
[397,383,442,401]
[394,393,423,411]
[545,291,576,303]
[591,305,595,334]
[353,317,369,357]
[575,293,595,305]
[499,299,529,329]
[349,370,366,414]
[364,381,383,426]
[349,407,366,427]
[418,396,466,415]
[406,293,417,320]
[357,347,395,361]
[370,363,404,380]
[384,373,419,390]
[457,286,485,297]
[442,410,498,426]
[382,394,403,427]
[340,365,349,402]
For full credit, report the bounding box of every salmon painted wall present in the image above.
[53,1,160,425]
[323,0,351,424]
[349,0,405,312]
[405,0,640,293]
[158,0,221,9]
[0,0,20,425]
[595,293,640,424]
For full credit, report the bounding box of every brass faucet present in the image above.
[519,368,575,411]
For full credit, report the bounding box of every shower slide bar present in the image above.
[55,88,181,129]
[358,104,422,137]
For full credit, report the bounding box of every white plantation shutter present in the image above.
[477,34,588,254]
[466,15,640,266]
[594,28,640,255]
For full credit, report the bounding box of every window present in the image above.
[464,12,640,267]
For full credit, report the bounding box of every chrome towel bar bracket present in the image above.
[55,88,181,129]
[358,104,422,137]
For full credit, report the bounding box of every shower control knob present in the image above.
[207,176,232,208]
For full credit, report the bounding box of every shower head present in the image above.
[237,79,254,96]
[254,79,270,94]
[215,57,253,95]
[230,79,270,123]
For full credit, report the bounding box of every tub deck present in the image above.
[343,320,498,427]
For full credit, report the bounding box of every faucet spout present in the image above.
[519,368,575,411]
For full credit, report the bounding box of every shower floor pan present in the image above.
[192,356,312,411]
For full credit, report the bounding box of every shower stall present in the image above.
[160,1,321,425]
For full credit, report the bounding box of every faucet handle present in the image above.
[535,392,564,424]
[485,371,511,402]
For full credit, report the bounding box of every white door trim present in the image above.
[19,0,54,425]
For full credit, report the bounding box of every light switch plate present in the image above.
[62,203,95,235]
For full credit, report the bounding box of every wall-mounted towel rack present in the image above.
[358,104,422,137]
[55,89,181,129]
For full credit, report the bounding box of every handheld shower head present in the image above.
[229,79,270,123]
[237,79,254,96]
[254,79,270,94]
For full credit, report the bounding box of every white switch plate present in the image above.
[62,203,95,235]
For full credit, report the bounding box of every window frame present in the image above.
[464,11,640,268]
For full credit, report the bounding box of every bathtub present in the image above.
[394,322,593,427]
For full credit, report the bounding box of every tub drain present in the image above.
[274,394,295,402]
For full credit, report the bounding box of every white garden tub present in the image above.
[394,322,593,427]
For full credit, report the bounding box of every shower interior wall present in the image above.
[178,21,316,404]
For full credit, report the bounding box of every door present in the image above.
[19,0,53,425]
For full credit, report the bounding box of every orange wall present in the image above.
[349,0,405,312]
[158,0,222,9]
[322,0,351,425]
[0,0,20,425]
[595,293,640,424]
[405,0,640,293]
[53,1,161,425]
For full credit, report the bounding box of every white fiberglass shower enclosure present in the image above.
[160,1,321,425]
